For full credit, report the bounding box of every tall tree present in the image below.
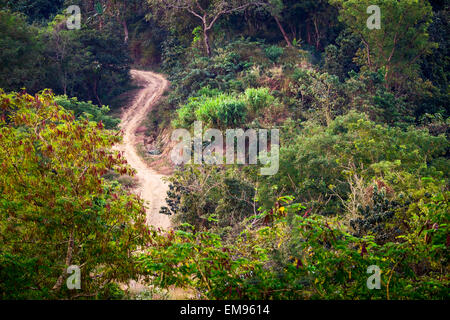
[148,0,263,56]
[0,90,148,299]
[331,0,436,89]
[92,0,145,44]
[0,10,45,93]
[0,0,65,23]
[260,0,292,47]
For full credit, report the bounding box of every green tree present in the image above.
[0,90,148,299]
[0,0,65,23]
[331,0,436,89]
[41,14,132,106]
[0,10,45,93]
[147,0,263,56]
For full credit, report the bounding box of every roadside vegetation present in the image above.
[0,0,448,299]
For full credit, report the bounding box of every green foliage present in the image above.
[0,0,65,23]
[192,26,203,46]
[265,45,284,63]
[289,67,344,124]
[42,20,132,107]
[162,165,256,234]
[349,184,401,243]
[174,93,247,128]
[331,0,436,88]
[323,29,361,80]
[245,87,275,114]
[167,42,254,102]
[260,112,449,212]
[54,96,120,129]
[285,67,419,126]
[0,90,148,299]
[0,10,131,108]
[0,10,44,93]
[141,193,449,299]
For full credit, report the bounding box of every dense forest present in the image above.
[0,0,448,300]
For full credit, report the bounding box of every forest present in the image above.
[0,0,448,300]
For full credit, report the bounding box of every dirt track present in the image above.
[117,70,171,230]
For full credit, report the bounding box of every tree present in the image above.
[256,0,293,47]
[87,0,145,44]
[148,0,263,56]
[0,90,148,299]
[0,10,45,93]
[0,0,65,23]
[323,29,361,80]
[0,9,131,107]
[330,0,436,89]
[41,14,132,106]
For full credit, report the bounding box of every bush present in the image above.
[55,96,120,129]
[258,111,449,212]
[265,45,284,63]
[175,93,247,128]
[244,87,275,114]
[141,192,449,299]
[214,99,247,127]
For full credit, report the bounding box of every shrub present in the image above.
[214,99,247,127]
[244,87,275,114]
[173,99,199,128]
[55,96,120,129]
[265,45,284,63]
[141,192,449,299]
[175,93,247,128]
[258,111,449,212]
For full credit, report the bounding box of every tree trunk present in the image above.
[203,27,211,56]
[274,16,292,47]
[313,16,321,50]
[384,66,391,90]
[52,232,74,291]
[121,19,129,44]
[306,23,311,45]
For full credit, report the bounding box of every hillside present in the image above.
[0,0,448,301]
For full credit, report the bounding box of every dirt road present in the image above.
[117,70,171,230]
[116,70,192,298]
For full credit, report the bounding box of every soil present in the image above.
[116,69,171,229]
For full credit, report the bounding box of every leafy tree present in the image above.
[0,0,65,23]
[147,0,263,56]
[0,9,131,107]
[331,0,436,89]
[323,29,361,80]
[41,14,132,107]
[0,10,45,93]
[252,0,293,47]
[0,90,148,299]
[75,0,147,44]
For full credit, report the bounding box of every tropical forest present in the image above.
[0,0,448,301]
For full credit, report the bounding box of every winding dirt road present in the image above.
[117,70,171,230]
[116,70,193,298]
